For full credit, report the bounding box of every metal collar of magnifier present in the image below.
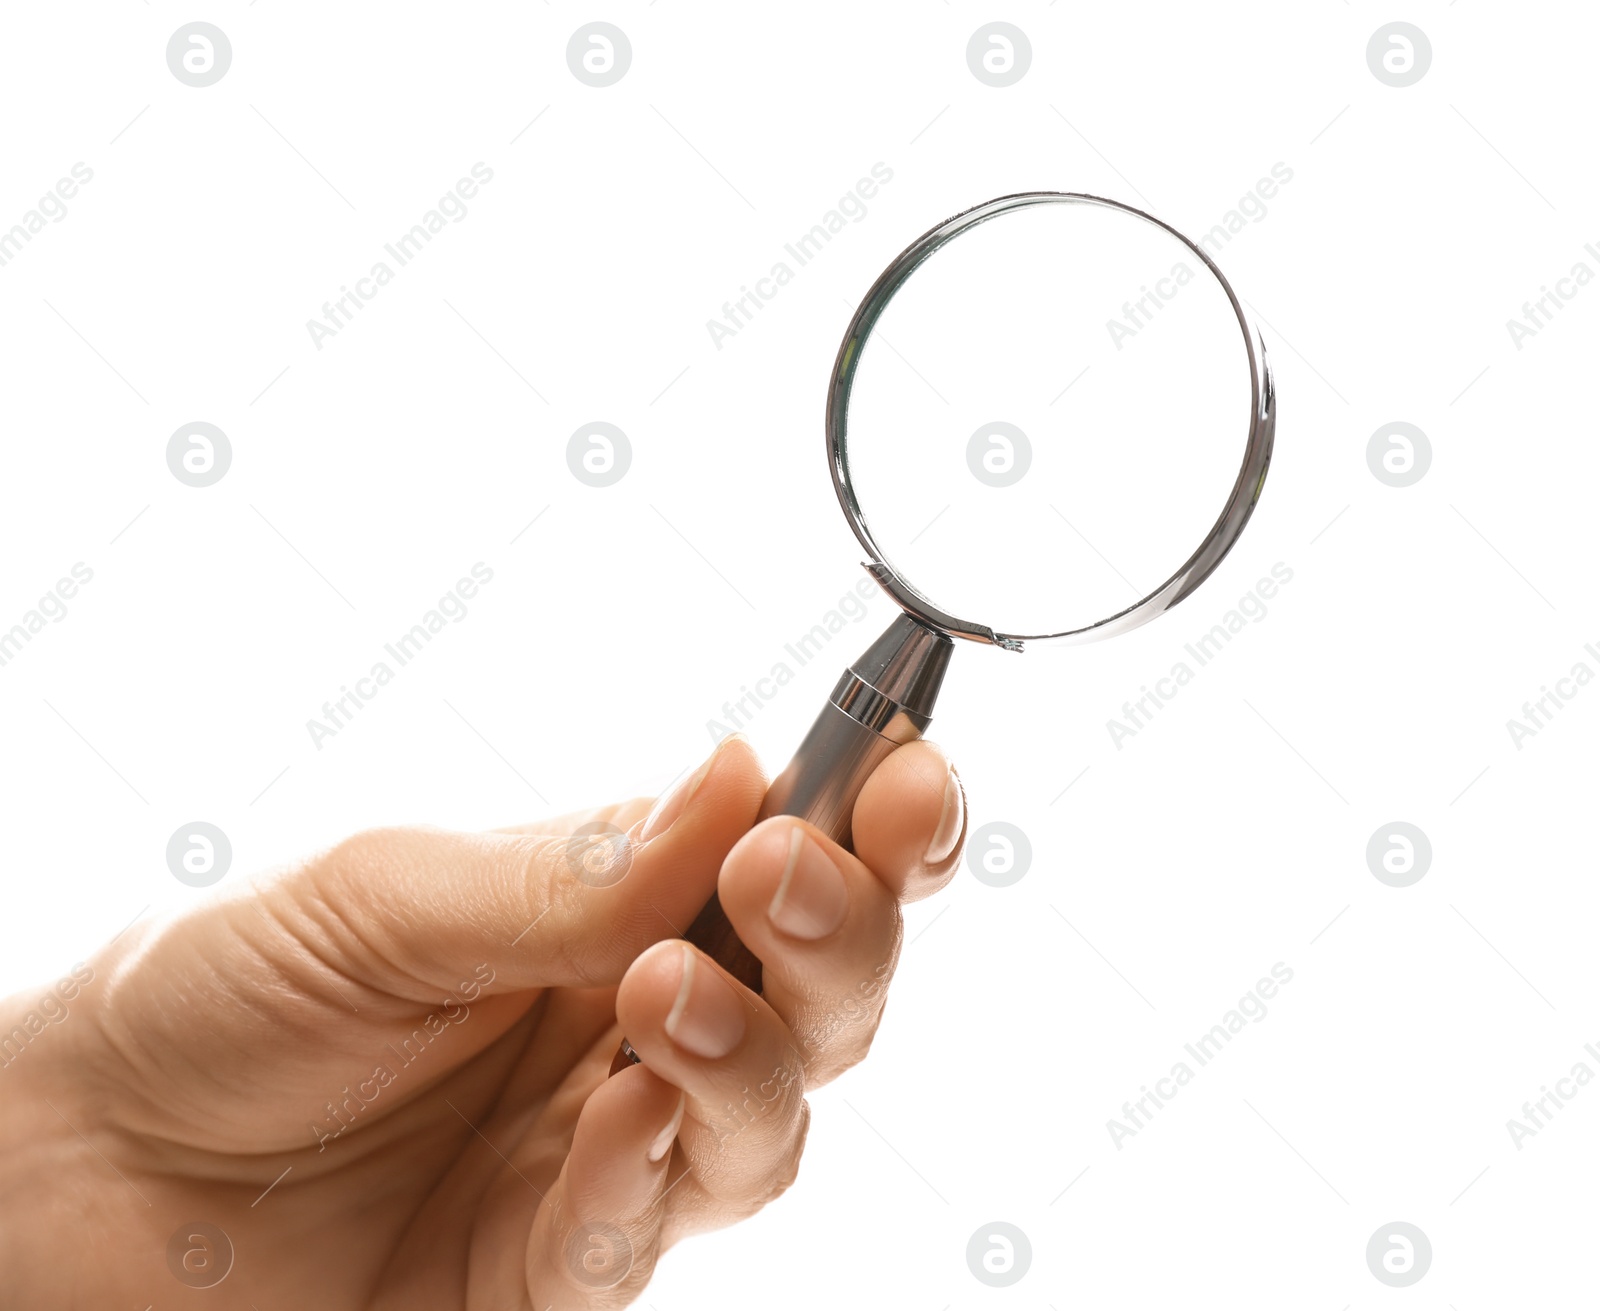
[826,191,1277,653]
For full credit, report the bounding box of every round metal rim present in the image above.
[824,191,1277,652]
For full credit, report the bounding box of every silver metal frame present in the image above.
[825,191,1277,652]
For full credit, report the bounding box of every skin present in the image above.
[0,735,965,1309]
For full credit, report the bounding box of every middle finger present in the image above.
[716,817,904,1087]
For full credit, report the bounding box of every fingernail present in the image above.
[641,739,733,840]
[925,765,964,864]
[648,1090,686,1163]
[768,827,849,940]
[664,944,746,1059]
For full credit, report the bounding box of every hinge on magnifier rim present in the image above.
[859,560,1022,652]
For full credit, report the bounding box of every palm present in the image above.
[114,912,633,1308]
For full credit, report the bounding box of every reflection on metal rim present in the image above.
[825,191,1276,652]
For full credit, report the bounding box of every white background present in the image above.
[2,2,1597,1306]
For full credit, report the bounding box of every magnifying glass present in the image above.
[614,192,1274,1071]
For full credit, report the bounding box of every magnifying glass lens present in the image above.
[842,200,1257,641]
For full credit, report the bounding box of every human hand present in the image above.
[0,734,965,1309]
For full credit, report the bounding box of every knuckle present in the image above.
[318,824,410,874]
[758,1096,810,1205]
[706,1092,811,1222]
[527,836,653,986]
[799,949,899,1086]
[301,825,425,930]
[518,837,593,979]
[692,1047,809,1198]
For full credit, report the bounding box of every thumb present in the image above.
[283,735,765,999]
